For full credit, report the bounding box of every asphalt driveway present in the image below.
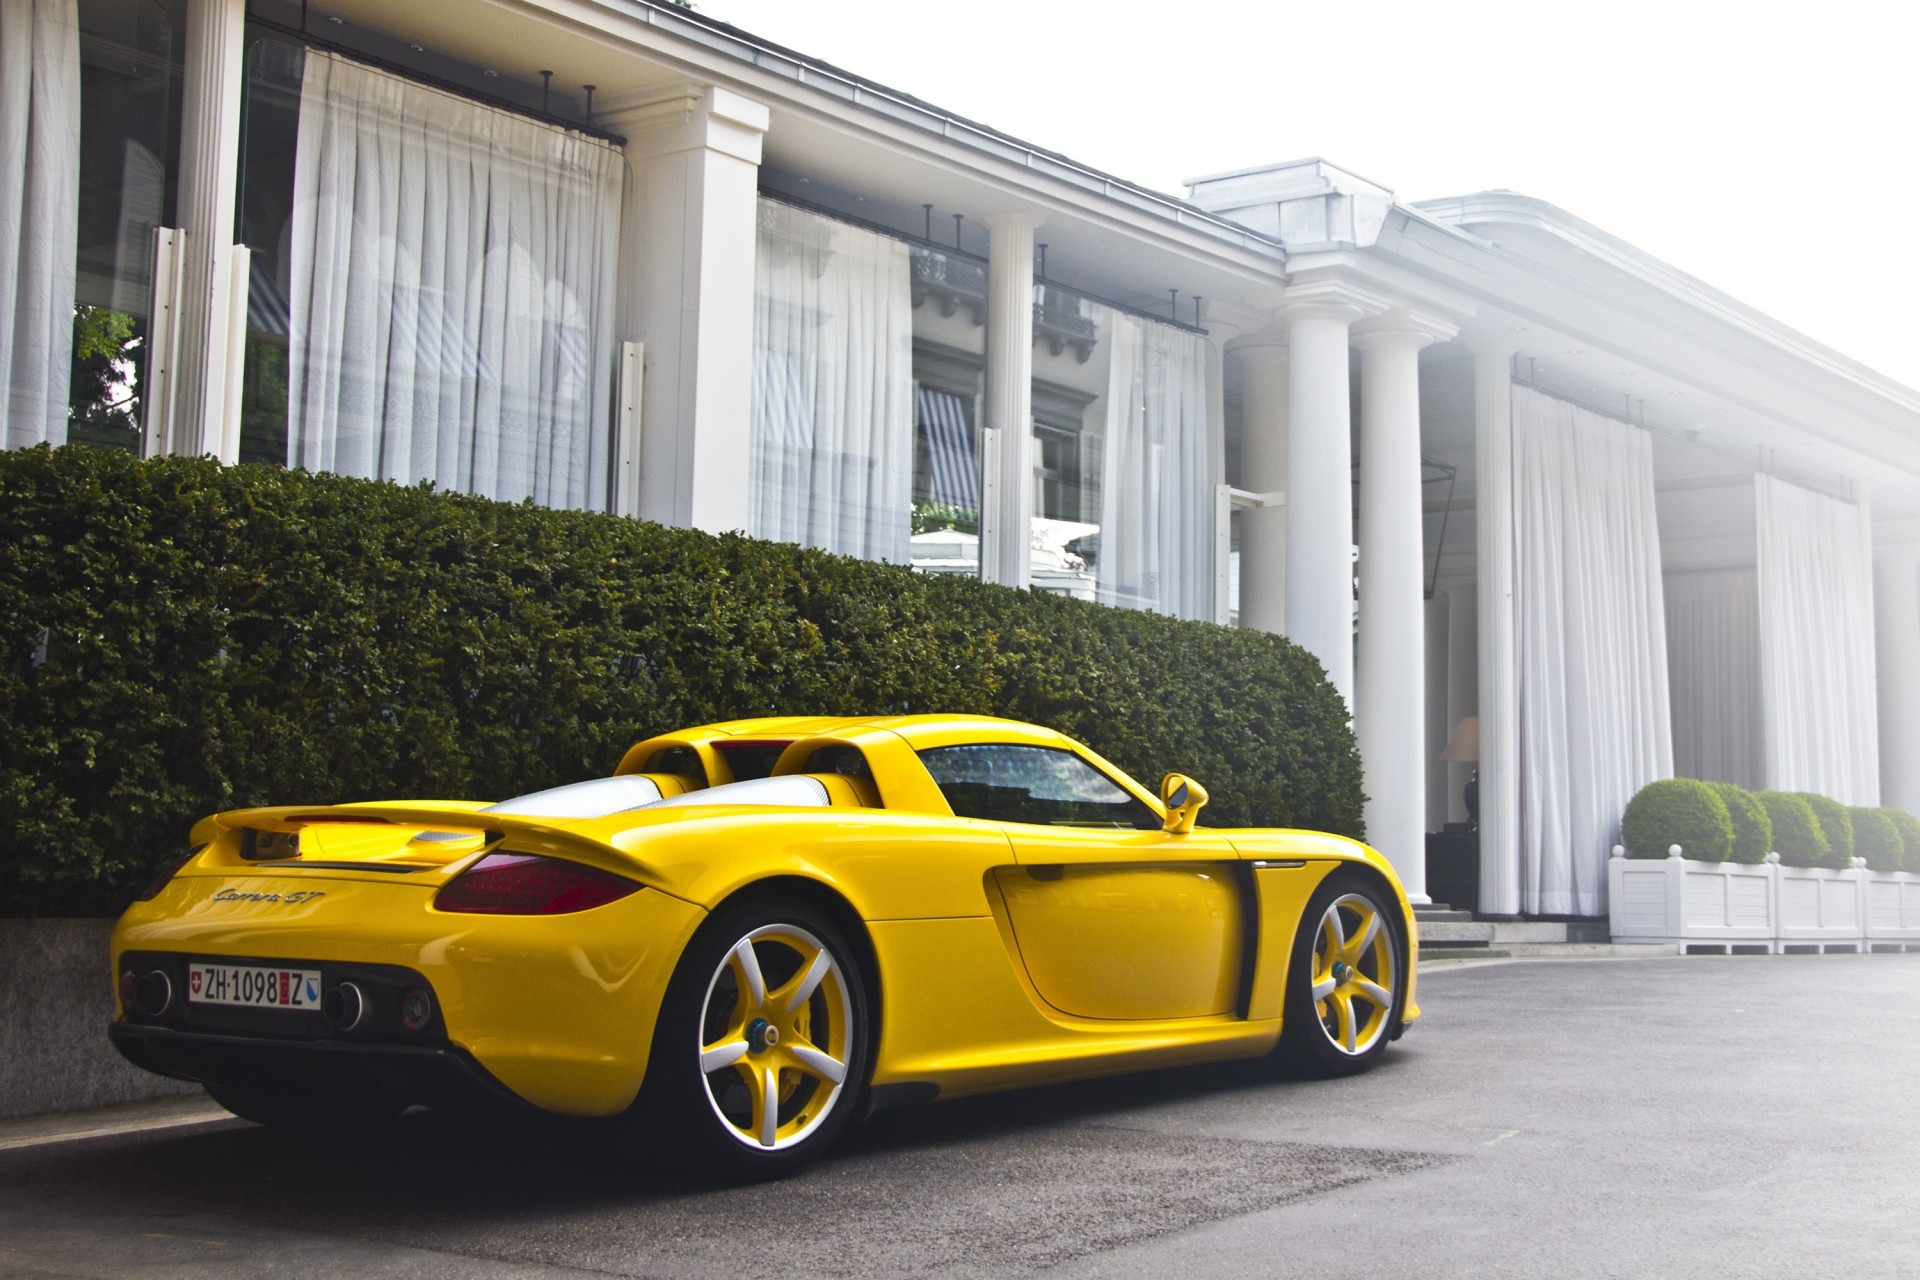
[2,954,1916,1279]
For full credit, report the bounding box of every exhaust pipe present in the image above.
[321,981,366,1031]
[123,969,173,1017]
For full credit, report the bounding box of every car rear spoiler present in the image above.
[206,805,667,890]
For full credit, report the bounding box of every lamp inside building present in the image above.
[1441,716,1479,829]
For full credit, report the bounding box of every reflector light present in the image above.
[399,986,434,1032]
[434,852,639,915]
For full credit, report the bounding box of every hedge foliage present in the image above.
[1887,809,1920,875]
[1756,791,1828,868]
[1706,781,1772,865]
[1794,793,1853,870]
[0,447,1364,916]
[1851,807,1904,874]
[1621,778,1732,861]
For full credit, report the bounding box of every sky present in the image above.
[703,0,1920,391]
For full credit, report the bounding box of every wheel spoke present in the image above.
[1322,906,1348,954]
[788,1043,847,1085]
[1349,911,1382,962]
[758,1064,780,1147]
[732,940,767,1006]
[1311,976,1337,1001]
[700,1039,748,1074]
[1355,979,1393,1010]
[1333,992,1357,1052]
[783,948,832,1014]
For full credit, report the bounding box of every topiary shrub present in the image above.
[1852,807,1904,873]
[1706,781,1772,865]
[1794,793,1853,869]
[0,446,1365,915]
[1757,792,1828,868]
[1886,809,1920,875]
[1621,778,1733,862]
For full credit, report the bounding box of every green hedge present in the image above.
[1705,782,1772,865]
[1621,778,1732,861]
[0,446,1364,916]
[1852,807,1904,874]
[1793,793,1853,870]
[1887,809,1920,875]
[1755,792,1827,868]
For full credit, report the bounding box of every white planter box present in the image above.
[1608,847,1776,952]
[1862,870,1920,950]
[1775,864,1867,952]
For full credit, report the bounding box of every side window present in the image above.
[918,745,1160,830]
[646,746,707,787]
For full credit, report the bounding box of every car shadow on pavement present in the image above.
[0,1043,1428,1215]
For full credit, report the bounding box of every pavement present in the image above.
[3,952,1917,1278]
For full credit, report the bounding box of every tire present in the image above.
[1276,872,1406,1077]
[206,1081,406,1130]
[634,895,872,1181]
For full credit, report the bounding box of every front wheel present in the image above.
[1276,874,1405,1077]
[635,896,871,1180]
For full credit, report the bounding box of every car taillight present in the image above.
[135,849,202,902]
[434,852,640,915]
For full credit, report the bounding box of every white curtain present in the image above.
[1513,385,1673,914]
[1756,475,1880,804]
[1095,308,1214,620]
[0,0,79,448]
[287,52,622,509]
[751,200,913,563]
[1663,568,1762,789]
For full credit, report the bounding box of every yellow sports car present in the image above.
[111,714,1419,1178]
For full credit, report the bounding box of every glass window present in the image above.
[3,0,183,454]
[1030,284,1217,620]
[751,200,914,562]
[236,35,623,509]
[918,744,1160,830]
[908,245,987,579]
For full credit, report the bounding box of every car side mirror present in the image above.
[1160,773,1209,834]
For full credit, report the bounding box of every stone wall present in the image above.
[0,920,199,1119]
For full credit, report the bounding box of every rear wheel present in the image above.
[635,896,871,1180]
[1276,873,1405,1077]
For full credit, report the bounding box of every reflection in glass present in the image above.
[1030,285,1215,619]
[3,0,180,452]
[238,39,622,508]
[908,245,987,577]
[751,200,914,561]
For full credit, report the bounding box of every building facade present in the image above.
[6,0,1918,915]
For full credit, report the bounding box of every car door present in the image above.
[918,743,1245,1021]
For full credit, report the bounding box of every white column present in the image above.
[1474,340,1521,916]
[1280,301,1365,709]
[1232,333,1289,634]
[1446,581,1479,824]
[1876,542,1920,815]
[152,0,246,459]
[1354,315,1453,903]
[610,84,768,534]
[982,214,1038,588]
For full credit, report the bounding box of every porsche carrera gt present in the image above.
[111,714,1419,1178]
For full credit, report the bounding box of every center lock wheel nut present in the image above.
[746,1017,779,1054]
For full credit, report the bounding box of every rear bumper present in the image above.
[108,1021,533,1113]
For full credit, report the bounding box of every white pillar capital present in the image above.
[983,210,1044,235]
[605,83,769,165]
[1261,275,1395,329]
[1352,307,1459,352]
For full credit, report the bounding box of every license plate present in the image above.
[187,963,322,1010]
